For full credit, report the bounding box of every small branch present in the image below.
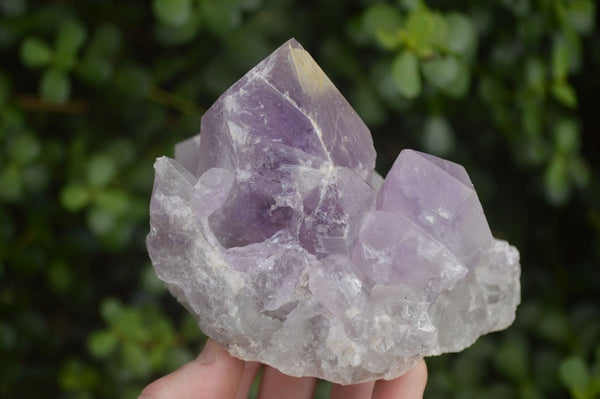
[14,95,89,113]
[15,88,203,116]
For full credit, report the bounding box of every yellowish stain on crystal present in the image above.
[289,46,333,95]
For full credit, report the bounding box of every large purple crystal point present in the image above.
[147,39,520,384]
[193,38,375,180]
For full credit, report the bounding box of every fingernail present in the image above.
[197,339,219,365]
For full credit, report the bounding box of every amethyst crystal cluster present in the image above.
[147,39,520,384]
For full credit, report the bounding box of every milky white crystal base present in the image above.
[147,39,520,384]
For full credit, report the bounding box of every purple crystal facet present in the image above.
[147,38,520,384]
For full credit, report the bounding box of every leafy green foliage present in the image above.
[392,50,421,98]
[40,68,70,103]
[560,357,590,398]
[422,115,455,156]
[360,0,595,205]
[1,0,598,398]
[20,37,52,67]
[559,355,600,399]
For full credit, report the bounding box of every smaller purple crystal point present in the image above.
[147,39,520,384]
[376,150,493,265]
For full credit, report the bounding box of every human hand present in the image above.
[139,339,427,399]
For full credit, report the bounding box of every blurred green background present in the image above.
[1,0,599,398]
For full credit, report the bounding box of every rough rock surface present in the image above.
[147,38,521,384]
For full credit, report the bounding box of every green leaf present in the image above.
[56,20,87,54]
[423,115,455,156]
[363,4,403,43]
[94,189,130,216]
[86,155,116,187]
[374,30,403,50]
[9,132,41,165]
[445,13,477,55]
[391,50,421,99]
[525,57,546,94]
[552,35,570,80]
[422,56,460,90]
[20,37,52,68]
[553,118,579,153]
[60,184,90,211]
[153,0,192,27]
[88,331,118,358]
[559,356,590,397]
[100,298,122,326]
[122,342,151,378]
[566,0,596,35]
[430,12,449,46]
[53,21,86,71]
[40,69,70,103]
[551,81,577,108]
[406,9,436,44]
[86,206,117,236]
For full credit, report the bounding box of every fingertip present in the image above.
[372,358,428,399]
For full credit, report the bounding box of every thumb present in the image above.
[139,339,245,399]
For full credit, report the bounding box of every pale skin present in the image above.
[139,339,428,399]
